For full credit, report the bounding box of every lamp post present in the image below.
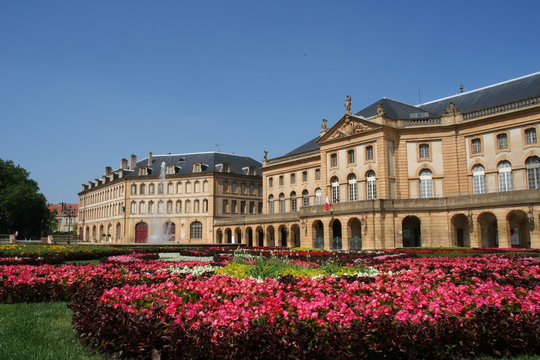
[63,205,76,244]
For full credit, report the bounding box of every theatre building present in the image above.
[78,152,262,243]
[214,72,540,249]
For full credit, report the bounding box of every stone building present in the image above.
[78,152,262,243]
[214,72,540,249]
[48,203,79,233]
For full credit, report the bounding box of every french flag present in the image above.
[325,196,331,211]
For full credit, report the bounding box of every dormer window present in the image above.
[193,163,202,173]
[222,163,231,173]
[138,167,148,176]
[166,165,176,175]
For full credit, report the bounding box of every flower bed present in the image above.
[68,255,540,359]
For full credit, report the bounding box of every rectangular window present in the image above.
[268,177,273,187]
[240,201,246,214]
[249,201,255,214]
[290,173,296,184]
[497,134,508,150]
[279,175,284,186]
[330,153,338,167]
[315,169,321,180]
[365,146,374,161]
[419,144,430,159]
[525,128,537,145]
[232,200,237,214]
[471,138,482,154]
[291,196,297,212]
[302,171,308,182]
[347,149,355,163]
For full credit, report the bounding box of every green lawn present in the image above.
[0,302,104,360]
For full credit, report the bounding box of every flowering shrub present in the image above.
[67,254,540,359]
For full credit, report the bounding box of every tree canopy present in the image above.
[0,159,53,238]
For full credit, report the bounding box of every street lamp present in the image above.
[62,205,76,244]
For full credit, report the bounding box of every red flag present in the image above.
[325,196,331,211]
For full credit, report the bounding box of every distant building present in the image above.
[48,203,79,233]
[214,72,540,249]
[78,152,262,243]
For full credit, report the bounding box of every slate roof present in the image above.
[275,71,540,161]
[282,136,321,157]
[418,71,540,115]
[355,98,438,119]
[124,152,262,177]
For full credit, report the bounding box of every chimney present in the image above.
[120,158,128,169]
[130,154,137,169]
[105,166,112,176]
[147,152,153,166]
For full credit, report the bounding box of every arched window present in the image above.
[140,184,145,194]
[365,145,374,161]
[177,182,183,193]
[419,169,433,198]
[166,200,173,214]
[185,200,191,213]
[202,199,208,212]
[498,161,513,191]
[268,195,274,214]
[158,183,164,194]
[203,180,209,192]
[290,192,297,212]
[366,171,377,199]
[526,156,540,189]
[139,201,145,214]
[176,200,182,213]
[194,200,200,213]
[279,193,285,213]
[158,200,164,214]
[302,190,309,206]
[167,183,173,194]
[315,188,322,205]
[131,201,137,214]
[472,165,486,194]
[348,174,357,201]
[131,184,137,195]
[194,181,200,193]
[331,177,340,203]
[149,184,155,194]
[190,221,203,239]
[148,201,154,213]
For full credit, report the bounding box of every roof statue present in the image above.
[377,103,385,115]
[263,150,268,161]
[321,119,327,131]
[443,102,461,115]
[345,95,352,114]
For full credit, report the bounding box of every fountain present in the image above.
[148,161,174,243]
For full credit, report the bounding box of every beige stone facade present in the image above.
[214,73,540,249]
[78,152,262,243]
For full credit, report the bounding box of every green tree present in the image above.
[0,159,53,238]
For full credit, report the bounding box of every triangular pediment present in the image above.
[319,115,379,143]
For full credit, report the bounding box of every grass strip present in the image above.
[0,302,104,360]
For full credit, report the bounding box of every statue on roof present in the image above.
[263,151,268,161]
[345,95,352,114]
[377,103,385,116]
[443,102,461,115]
[321,119,327,131]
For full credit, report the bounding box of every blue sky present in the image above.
[1,0,539,204]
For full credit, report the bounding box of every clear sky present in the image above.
[1,0,539,204]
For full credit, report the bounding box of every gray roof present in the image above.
[355,97,438,119]
[418,72,540,115]
[125,152,262,177]
[283,136,320,157]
